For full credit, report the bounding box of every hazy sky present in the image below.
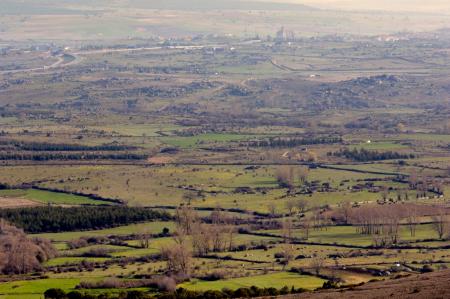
[256,0,450,13]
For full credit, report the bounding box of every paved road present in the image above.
[0,44,226,75]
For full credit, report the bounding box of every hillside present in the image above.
[279,270,450,299]
[0,0,315,14]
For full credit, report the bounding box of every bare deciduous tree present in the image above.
[281,243,295,269]
[301,217,311,240]
[175,205,198,235]
[340,201,352,225]
[139,230,150,249]
[227,225,235,251]
[310,255,325,276]
[282,218,293,243]
[191,223,212,256]
[297,198,308,213]
[182,191,196,205]
[298,166,309,185]
[276,166,295,191]
[0,220,56,274]
[432,209,448,240]
[161,239,192,276]
[285,200,296,216]
[267,202,277,218]
[210,224,226,252]
[406,205,418,237]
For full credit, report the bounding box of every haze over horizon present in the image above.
[258,0,450,14]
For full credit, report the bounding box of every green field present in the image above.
[181,272,325,291]
[0,189,111,206]
[0,278,82,299]
[261,223,438,247]
[35,221,175,242]
[160,133,261,148]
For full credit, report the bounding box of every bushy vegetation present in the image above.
[330,148,415,162]
[0,140,135,151]
[0,152,146,161]
[44,286,308,299]
[0,207,172,233]
[248,136,342,147]
[0,220,56,274]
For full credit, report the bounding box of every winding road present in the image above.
[0,43,228,75]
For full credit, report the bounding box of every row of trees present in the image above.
[330,148,415,162]
[0,220,56,274]
[0,207,172,233]
[248,136,342,148]
[409,170,445,196]
[161,206,236,277]
[44,285,309,299]
[0,140,134,151]
[276,165,309,191]
[0,152,146,161]
[346,204,449,246]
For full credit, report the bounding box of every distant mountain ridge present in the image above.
[0,0,316,15]
[128,0,316,11]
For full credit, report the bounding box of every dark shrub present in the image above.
[155,276,177,292]
[44,288,66,299]
[67,291,83,299]
[126,290,147,299]
[421,265,434,273]
[322,281,338,289]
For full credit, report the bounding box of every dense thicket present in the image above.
[0,152,146,161]
[0,207,172,233]
[330,148,414,162]
[248,136,341,147]
[157,286,307,299]
[0,140,135,151]
[44,286,308,299]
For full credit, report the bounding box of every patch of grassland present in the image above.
[393,133,450,142]
[262,224,438,247]
[160,133,258,148]
[0,189,111,206]
[34,221,175,242]
[0,278,82,299]
[351,142,409,151]
[93,123,182,137]
[181,272,325,291]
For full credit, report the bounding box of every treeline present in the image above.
[330,148,415,162]
[247,136,342,148]
[0,140,135,152]
[0,207,172,233]
[44,286,309,299]
[0,152,146,161]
